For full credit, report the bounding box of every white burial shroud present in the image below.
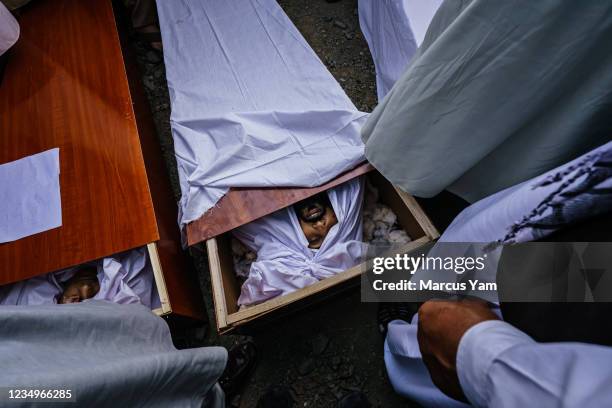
[156,0,368,227]
[0,247,160,309]
[234,178,365,306]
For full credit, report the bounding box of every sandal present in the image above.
[256,385,295,408]
[377,302,420,337]
[338,391,371,408]
[218,340,258,398]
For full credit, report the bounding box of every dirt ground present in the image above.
[131,0,418,406]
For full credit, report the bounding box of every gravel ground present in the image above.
[130,0,416,406]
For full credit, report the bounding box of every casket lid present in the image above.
[185,162,374,246]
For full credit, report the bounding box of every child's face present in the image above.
[58,267,100,304]
[295,194,338,249]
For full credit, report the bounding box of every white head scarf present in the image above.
[234,177,365,306]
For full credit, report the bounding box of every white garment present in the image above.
[458,320,612,407]
[234,178,365,306]
[156,0,367,227]
[0,247,160,309]
[0,2,18,56]
[385,317,468,407]
[385,142,612,406]
[359,0,442,99]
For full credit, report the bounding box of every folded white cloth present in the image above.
[234,178,365,306]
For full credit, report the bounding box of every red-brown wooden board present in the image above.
[186,162,374,246]
[0,0,158,283]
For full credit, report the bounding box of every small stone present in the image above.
[338,364,354,379]
[344,32,354,40]
[230,394,241,408]
[388,229,411,244]
[363,219,375,241]
[333,20,347,29]
[298,358,316,376]
[142,77,155,92]
[145,50,162,64]
[373,221,389,238]
[291,383,305,396]
[311,333,330,355]
[372,205,396,225]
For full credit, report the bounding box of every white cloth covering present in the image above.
[0,247,161,309]
[234,178,365,306]
[359,0,442,99]
[0,1,18,56]
[156,0,367,227]
[0,301,226,408]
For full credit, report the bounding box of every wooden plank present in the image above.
[186,162,375,246]
[224,236,432,327]
[393,186,440,240]
[148,243,172,317]
[0,0,158,283]
[116,4,206,321]
[206,238,230,331]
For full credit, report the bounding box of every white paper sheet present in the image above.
[0,148,62,243]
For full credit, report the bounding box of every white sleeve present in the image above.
[0,2,19,56]
[457,320,612,407]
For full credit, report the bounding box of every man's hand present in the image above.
[417,299,499,402]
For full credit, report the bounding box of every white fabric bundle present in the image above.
[358,0,442,99]
[234,178,365,306]
[0,2,18,56]
[0,247,160,309]
[156,0,367,227]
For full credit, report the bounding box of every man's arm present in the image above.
[458,319,612,407]
[418,300,612,407]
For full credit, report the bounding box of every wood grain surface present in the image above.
[186,162,374,245]
[0,0,158,284]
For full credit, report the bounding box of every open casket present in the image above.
[153,0,440,333]
[186,165,438,333]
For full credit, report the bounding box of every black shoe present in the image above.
[377,302,420,337]
[256,385,294,408]
[218,340,257,398]
[338,391,371,408]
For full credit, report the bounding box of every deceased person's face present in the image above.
[58,266,100,304]
[294,193,338,249]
